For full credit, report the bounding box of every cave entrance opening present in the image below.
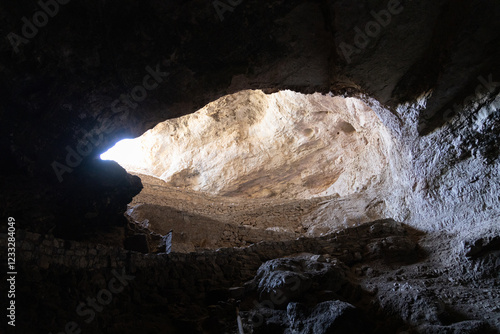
[101,89,392,252]
[100,138,145,166]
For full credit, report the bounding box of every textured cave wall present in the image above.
[364,93,500,235]
[388,95,500,234]
[1,0,499,237]
[106,90,392,200]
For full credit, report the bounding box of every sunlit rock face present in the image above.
[104,90,391,199]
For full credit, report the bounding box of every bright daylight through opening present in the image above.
[100,138,145,167]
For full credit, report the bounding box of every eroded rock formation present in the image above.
[105,90,390,200]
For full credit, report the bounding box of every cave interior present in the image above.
[1,0,500,333]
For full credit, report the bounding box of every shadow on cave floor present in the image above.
[196,221,499,334]
[17,171,496,334]
[122,172,392,254]
[108,173,500,333]
[9,210,500,333]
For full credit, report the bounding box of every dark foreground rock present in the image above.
[3,219,499,333]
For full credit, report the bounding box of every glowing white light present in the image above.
[100,139,145,168]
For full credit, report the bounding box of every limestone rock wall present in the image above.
[370,92,500,235]
[105,90,391,200]
[109,87,499,240]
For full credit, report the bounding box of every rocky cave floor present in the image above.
[11,212,500,334]
[123,172,386,252]
[7,176,500,334]
[234,225,500,334]
[76,173,500,334]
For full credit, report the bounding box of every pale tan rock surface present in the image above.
[105,90,391,200]
[105,89,500,242]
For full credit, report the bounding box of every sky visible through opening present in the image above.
[100,138,144,166]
